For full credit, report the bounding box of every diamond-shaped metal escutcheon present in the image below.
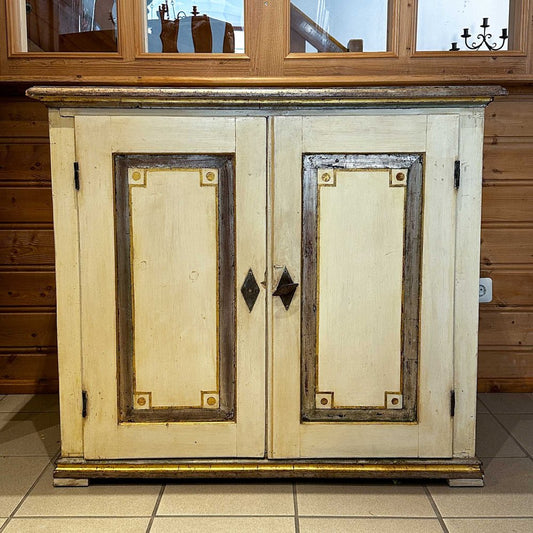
[273,267,299,310]
[241,268,260,312]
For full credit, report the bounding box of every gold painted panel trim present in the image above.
[128,167,221,409]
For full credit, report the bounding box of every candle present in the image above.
[501,28,508,38]
[483,17,489,26]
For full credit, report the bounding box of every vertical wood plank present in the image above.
[76,114,119,458]
[418,113,458,458]
[48,109,82,457]
[235,117,267,457]
[270,115,303,458]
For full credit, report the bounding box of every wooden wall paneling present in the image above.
[482,184,533,222]
[483,141,533,181]
[0,143,51,184]
[0,229,55,266]
[0,271,55,306]
[480,270,533,307]
[484,97,533,138]
[0,99,49,138]
[479,310,533,347]
[0,351,58,393]
[0,93,57,393]
[480,93,533,392]
[0,312,56,347]
[478,377,533,393]
[0,187,53,223]
[481,227,533,266]
[478,349,533,379]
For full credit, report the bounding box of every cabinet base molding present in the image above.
[54,458,483,482]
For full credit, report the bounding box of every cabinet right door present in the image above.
[271,113,460,458]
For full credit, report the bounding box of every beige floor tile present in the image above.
[16,465,161,517]
[0,456,50,517]
[299,517,443,533]
[429,457,533,517]
[494,414,533,457]
[478,393,533,414]
[477,399,489,414]
[445,518,533,532]
[157,482,294,516]
[2,517,151,533]
[0,395,59,414]
[296,483,436,517]
[151,516,295,533]
[0,412,60,457]
[475,413,526,457]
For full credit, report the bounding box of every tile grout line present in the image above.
[292,482,300,533]
[145,483,166,533]
[8,514,533,521]
[424,486,450,533]
[0,451,60,533]
[296,516,453,520]
[478,397,533,461]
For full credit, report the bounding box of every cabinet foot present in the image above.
[447,478,484,487]
[53,477,89,487]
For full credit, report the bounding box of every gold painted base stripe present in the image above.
[55,462,482,478]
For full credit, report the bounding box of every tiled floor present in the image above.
[0,393,531,532]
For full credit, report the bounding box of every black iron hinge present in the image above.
[82,390,88,418]
[74,161,80,191]
[450,390,456,417]
[454,160,461,189]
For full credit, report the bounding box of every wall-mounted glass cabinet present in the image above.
[1,0,531,83]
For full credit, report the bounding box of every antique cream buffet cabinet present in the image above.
[28,86,503,486]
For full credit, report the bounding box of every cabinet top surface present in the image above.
[26,85,506,109]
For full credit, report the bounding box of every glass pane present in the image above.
[24,0,118,52]
[145,1,244,53]
[290,0,389,53]
[417,0,511,51]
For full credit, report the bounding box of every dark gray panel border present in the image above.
[114,153,236,423]
[301,153,423,423]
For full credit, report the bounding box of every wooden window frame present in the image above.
[0,0,532,83]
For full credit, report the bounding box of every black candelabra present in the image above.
[450,18,508,51]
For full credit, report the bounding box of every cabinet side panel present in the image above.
[454,110,484,457]
[49,109,83,457]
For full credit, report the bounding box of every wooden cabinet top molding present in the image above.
[27,85,506,109]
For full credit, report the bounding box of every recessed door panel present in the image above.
[115,155,235,422]
[302,155,422,423]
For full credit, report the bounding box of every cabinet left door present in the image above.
[74,114,267,459]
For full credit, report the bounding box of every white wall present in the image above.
[417,0,510,51]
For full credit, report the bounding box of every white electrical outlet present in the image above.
[479,278,493,303]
